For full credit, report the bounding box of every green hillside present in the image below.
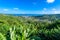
[0,14,60,40]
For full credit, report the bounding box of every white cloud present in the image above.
[13,8,19,13]
[43,8,47,11]
[13,8,19,10]
[3,9,8,11]
[1,9,9,13]
[54,11,60,14]
[52,8,56,10]
[46,0,55,3]
[0,8,60,14]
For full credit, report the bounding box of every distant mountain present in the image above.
[4,14,60,21]
[33,14,60,21]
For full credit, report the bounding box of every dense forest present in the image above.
[0,14,60,40]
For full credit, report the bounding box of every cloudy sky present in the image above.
[0,0,60,14]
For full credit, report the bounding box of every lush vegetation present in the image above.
[0,14,60,40]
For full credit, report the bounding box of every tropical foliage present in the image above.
[0,14,60,40]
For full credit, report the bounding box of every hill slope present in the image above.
[0,14,60,40]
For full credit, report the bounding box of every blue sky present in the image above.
[0,0,60,14]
